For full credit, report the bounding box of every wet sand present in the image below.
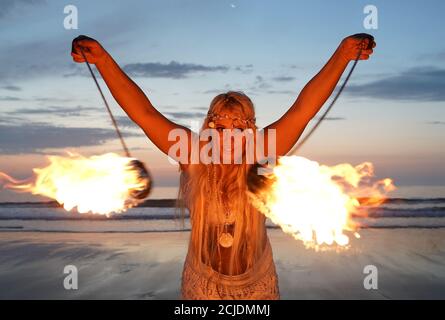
[0,228,444,299]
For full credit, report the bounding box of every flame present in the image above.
[1,152,150,215]
[249,156,395,250]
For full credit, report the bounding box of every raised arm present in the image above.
[263,34,375,156]
[71,35,192,164]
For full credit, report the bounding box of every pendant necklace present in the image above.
[207,165,235,248]
[219,194,235,248]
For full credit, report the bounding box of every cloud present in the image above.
[0,4,144,81]
[0,116,22,124]
[281,64,301,70]
[0,96,22,101]
[192,106,209,111]
[0,96,76,103]
[417,51,445,62]
[272,76,295,82]
[346,66,445,102]
[114,111,207,130]
[66,61,230,79]
[248,75,272,92]
[122,61,229,79]
[312,116,346,121]
[114,116,139,129]
[437,52,445,61]
[0,2,52,80]
[247,75,297,94]
[426,121,445,125]
[265,90,294,95]
[234,64,254,74]
[203,89,223,94]
[0,0,45,19]
[0,39,66,81]
[164,111,206,120]
[63,65,101,79]
[8,105,99,117]
[1,85,21,91]
[0,123,138,154]
[202,84,233,94]
[34,97,74,103]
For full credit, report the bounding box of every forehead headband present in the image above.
[206,94,256,127]
[206,112,256,128]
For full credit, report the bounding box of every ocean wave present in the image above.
[1,225,444,233]
[359,197,445,205]
[1,217,445,233]
[1,200,445,231]
[1,205,445,220]
[355,207,445,218]
[1,197,444,208]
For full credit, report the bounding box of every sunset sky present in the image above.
[0,0,444,201]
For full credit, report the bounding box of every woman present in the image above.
[71,34,375,299]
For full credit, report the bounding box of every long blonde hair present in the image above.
[177,91,267,276]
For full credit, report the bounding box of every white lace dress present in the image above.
[180,237,280,300]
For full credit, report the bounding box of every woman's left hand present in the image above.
[338,33,376,62]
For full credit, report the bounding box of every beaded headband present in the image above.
[206,112,256,128]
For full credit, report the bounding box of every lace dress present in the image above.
[180,236,280,300]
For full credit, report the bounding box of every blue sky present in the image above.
[0,0,444,201]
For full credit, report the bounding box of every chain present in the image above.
[288,41,368,155]
[79,48,131,158]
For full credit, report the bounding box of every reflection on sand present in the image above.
[0,228,444,299]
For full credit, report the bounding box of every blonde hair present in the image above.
[177,91,267,278]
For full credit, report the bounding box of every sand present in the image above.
[0,228,444,299]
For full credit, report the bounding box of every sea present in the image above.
[1,197,444,233]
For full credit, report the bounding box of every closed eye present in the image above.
[215,126,247,132]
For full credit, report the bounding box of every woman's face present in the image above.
[209,109,250,163]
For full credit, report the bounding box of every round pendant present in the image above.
[218,232,234,248]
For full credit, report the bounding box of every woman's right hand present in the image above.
[71,35,108,65]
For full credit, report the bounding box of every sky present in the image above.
[0,0,444,201]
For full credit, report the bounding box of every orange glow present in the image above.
[2,152,150,215]
[249,156,395,250]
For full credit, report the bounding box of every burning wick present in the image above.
[1,152,151,215]
[247,156,395,250]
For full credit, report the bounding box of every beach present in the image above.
[0,227,444,299]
